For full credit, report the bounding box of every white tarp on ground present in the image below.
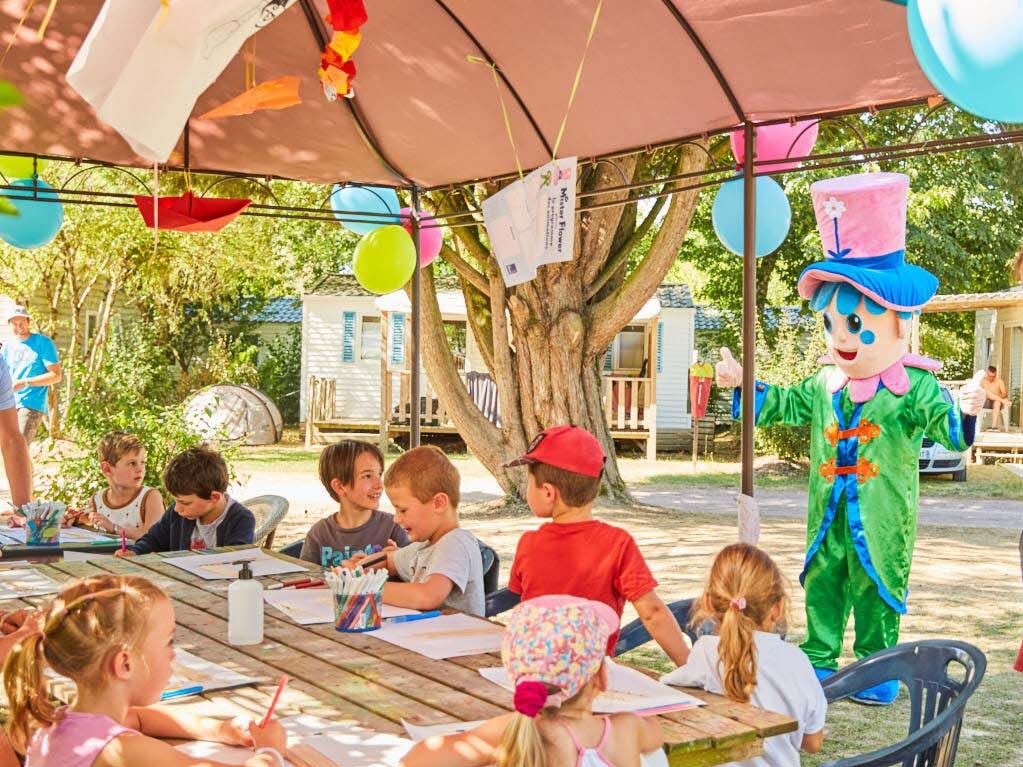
[185,383,283,445]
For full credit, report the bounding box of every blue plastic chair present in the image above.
[613,598,697,655]
[485,588,521,617]
[820,640,986,767]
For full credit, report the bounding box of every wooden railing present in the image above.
[388,370,461,427]
[307,375,336,422]
[602,376,653,432]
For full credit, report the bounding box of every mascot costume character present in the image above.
[716,172,987,705]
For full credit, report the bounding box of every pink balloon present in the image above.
[400,207,443,267]
[730,120,819,173]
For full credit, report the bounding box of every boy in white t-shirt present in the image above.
[344,446,484,616]
[661,544,826,767]
[85,432,164,540]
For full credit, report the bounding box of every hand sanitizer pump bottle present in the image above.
[228,561,263,645]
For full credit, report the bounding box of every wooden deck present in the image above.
[971,429,1023,463]
[16,549,797,766]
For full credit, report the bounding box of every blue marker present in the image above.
[387,610,441,624]
[160,685,203,701]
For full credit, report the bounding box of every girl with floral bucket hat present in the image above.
[398,595,664,767]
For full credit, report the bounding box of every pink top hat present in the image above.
[797,172,938,311]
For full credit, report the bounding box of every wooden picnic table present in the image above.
[18,549,796,766]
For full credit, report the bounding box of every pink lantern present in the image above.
[730,120,819,173]
[400,206,443,267]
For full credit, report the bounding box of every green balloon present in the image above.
[0,155,47,181]
[353,224,416,294]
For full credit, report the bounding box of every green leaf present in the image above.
[0,81,23,109]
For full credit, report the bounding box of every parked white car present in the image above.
[918,385,968,482]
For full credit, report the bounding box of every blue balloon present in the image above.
[329,184,400,235]
[711,175,791,258]
[907,0,1023,123]
[0,179,63,250]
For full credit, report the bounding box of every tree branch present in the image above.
[578,155,640,286]
[587,144,707,357]
[586,193,668,300]
[440,242,489,294]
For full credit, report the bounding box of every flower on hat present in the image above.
[822,197,846,219]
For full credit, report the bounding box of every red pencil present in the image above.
[293,579,325,589]
[120,528,126,554]
[260,675,289,728]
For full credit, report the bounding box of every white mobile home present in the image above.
[300,274,700,453]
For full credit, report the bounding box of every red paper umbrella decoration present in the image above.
[133,192,250,233]
[326,0,367,32]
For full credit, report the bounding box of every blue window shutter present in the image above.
[342,311,356,363]
[657,321,664,373]
[603,345,613,372]
[390,313,406,365]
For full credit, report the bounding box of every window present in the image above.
[617,324,646,371]
[85,311,99,347]
[361,316,381,360]
[444,320,467,370]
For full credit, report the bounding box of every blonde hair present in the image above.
[497,684,591,767]
[3,575,167,753]
[98,432,145,466]
[384,446,460,508]
[691,543,787,703]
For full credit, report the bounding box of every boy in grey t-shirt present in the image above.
[300,441,410,568]
[345,446,486,616]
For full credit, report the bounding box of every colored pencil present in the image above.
[160,685,203,701]
[260,675,289,728]
[387,610,441,624]
[120,529,127,554]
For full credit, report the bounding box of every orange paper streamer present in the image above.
[198,76,301,120]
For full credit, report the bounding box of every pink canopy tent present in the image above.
[1,0,936,187]
[0,0,943,489]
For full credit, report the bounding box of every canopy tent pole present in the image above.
[410,185,423,449]
[741,122,757,498]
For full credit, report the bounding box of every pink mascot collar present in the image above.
[820,353,942,403]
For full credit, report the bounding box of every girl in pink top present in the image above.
[399,595,664,767]
[3,574,288,767]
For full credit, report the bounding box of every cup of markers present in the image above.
[326,567,388,633]
[21,501,65,547]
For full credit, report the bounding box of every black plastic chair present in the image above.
[278,539,304,559]
[820,640,986,767]
[613,598,697,655]
[478,540,501,594]
[485,587,521,617]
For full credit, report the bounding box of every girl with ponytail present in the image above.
[399,595,664,767]
[661,544,827,767]
[3,574,289,767]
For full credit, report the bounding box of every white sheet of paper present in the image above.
[177,716,413,767]
[481,180,537,287]
[263,588,419,625]
[164,648,258,696]
[479,659,704,714]
[370,613,504,660]
[164,548,308,580]
[0,526,118,546]
[401,718,488,741]
[0,568,62,601]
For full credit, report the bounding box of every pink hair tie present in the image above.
[730,596,747,611]
[513,680,549,717]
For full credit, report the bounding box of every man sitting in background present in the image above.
[980,366,1011,432]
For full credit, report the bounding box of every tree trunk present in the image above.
[420,146,707,501]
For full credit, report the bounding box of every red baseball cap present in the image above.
[503,425,605,478]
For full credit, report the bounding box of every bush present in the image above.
[258,326,301,425]
[751,315,827,462]
[40,324,231,508]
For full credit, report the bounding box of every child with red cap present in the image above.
[503,425,689,665]
[398,595,664,767]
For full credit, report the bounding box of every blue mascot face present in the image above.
[810,282,913,379]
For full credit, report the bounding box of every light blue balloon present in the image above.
[329,184,400,235]
[907,0,1023,123]
[711,175,791,258]
[0,179,63,250]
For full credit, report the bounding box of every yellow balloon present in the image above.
[0,156,47,181]
[353,225,416,294]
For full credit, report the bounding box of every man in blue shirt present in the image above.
[0,306,62,443]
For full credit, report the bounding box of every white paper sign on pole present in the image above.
[67,0,296,162]
[481,157,577,286]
